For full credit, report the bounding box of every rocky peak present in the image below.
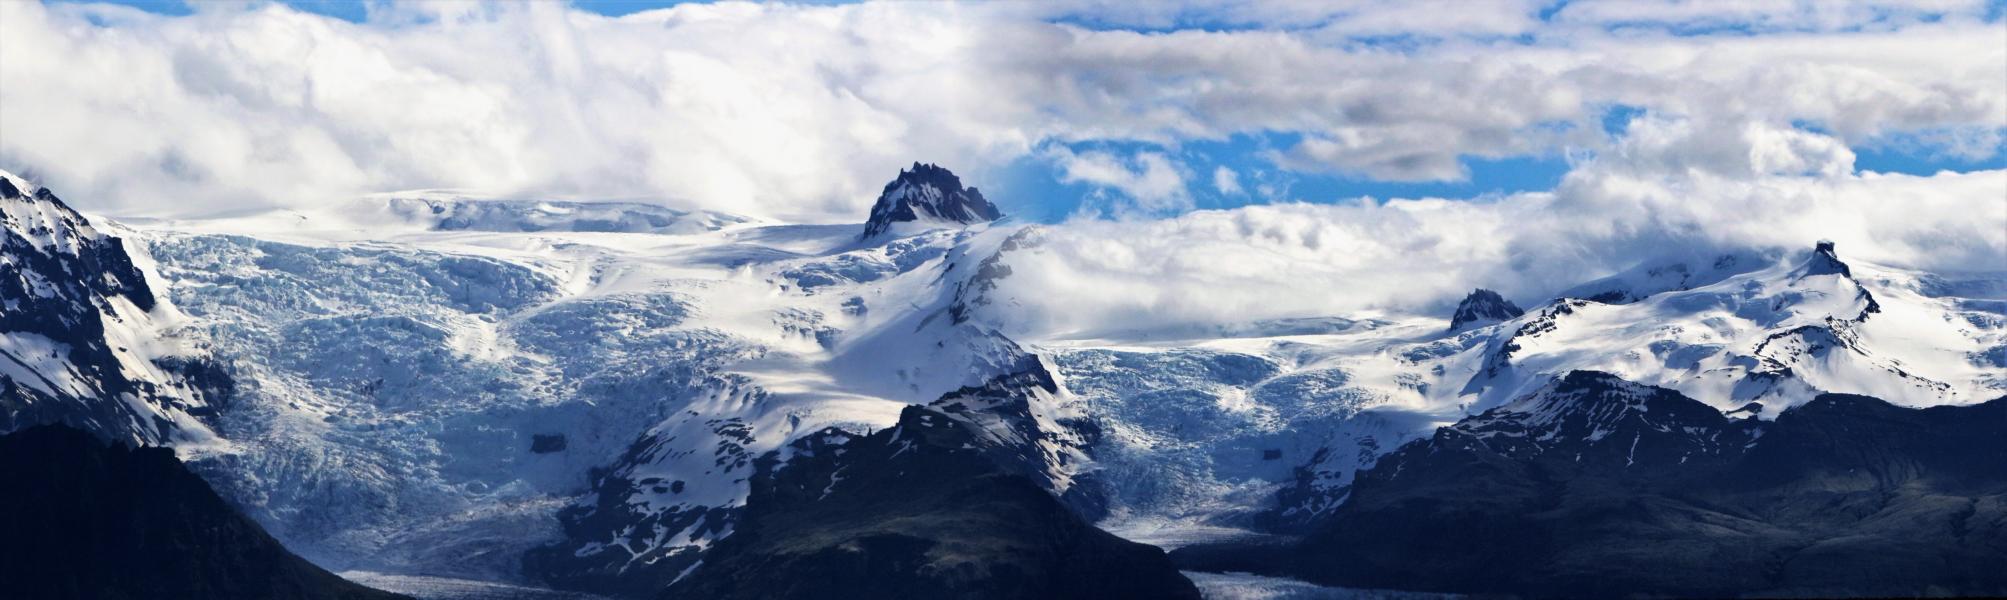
[1796,240,1852,279]
[1448,288,1524,332]
[1,173,154,311]
[859,163,1002,239]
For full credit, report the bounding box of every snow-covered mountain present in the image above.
[0,172,223,447]
[4,164,2002,597]
[1446,288,1522,332]
[1458,240,1995,411]
[2,166,1076,593]
[858,162,1002,240]
[663,365,1191,599]
[1020,237,2004,533]
[1171,372,2007,597]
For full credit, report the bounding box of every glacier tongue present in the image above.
[107,183,1064,588]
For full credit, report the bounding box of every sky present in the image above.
[3,0,2004,331]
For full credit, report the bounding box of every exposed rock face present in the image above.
[1174,371,2007,598]
[0,425,408,600]
[859,163,1002,239]
[2,173,221,445]
[1798,240,1851,278]
[1446,288,1524,332]
[665,373,1195,600]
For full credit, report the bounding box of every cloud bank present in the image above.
[2,0,2001,337]
[2,0,2001,220]
[993,116,2007,338]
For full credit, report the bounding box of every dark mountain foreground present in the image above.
[0,425,408,600]
[1175,371,2007,598]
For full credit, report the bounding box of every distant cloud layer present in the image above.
[994,128,2007,338]
[1,0,2001,327]
[2,0,2000,221]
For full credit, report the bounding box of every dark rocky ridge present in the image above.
[859,163,1002,239]
[665,381,1197,600]
[526,362,1122,599]
[0,425,408,600]
[1175,371,2007,598]
[1447,288,1523,332]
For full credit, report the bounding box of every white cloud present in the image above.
[0,1,1027,221]
[1550,0,1989,31]
[1603,115,1856,179]
[992,121,2005,338]
[1014,0,1547,38]
[1048,148,1191,213]
[0,0,2001,222]
[1212,166,1242,195]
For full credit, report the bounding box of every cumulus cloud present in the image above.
[1602,115,1857,179]
[0,1,1029,220]
[992,122,2006,339]
[1047,147,1191,213]
[2,0,2002,220]
[1212,166,1242,195]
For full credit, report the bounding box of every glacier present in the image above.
[3,165,2003,595]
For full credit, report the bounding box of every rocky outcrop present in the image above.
[859,163,1002,239]
[1446,288,1523,332]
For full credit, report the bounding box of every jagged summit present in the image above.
[859,162,1002,239]
[1448,288,1524,332]
[1795,239,1852,279]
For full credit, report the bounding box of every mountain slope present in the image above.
[1,171,220,446]
[1028,241,2005,536]
[1456,241,1989,412]
[1172,372,2007,597]
[665,369,1194,600]
[0,425,407,600]
[17,161,1991,596]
